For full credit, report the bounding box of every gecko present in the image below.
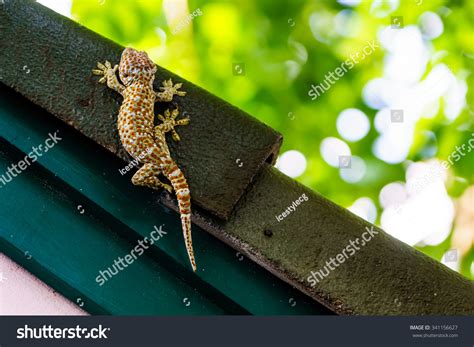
[93,47,197,272]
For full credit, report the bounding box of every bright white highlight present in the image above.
[419,12,444,39]
[276,150,307,178]
[380,160,454,246]
[340,155,366,183]
[348,197,377,224]
[320,137,351,168]
[37,0,72,18]
[337,108,370,142]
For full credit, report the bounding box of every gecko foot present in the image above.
[155,78,186,102]
[92,61,118,84]
[155,107,190,142]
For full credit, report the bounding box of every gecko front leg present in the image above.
[155,78,186,102]
[92,61,125,95]
[154,108,190,142]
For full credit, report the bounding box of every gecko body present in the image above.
[93,48,196,271]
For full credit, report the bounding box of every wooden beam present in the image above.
[0,0,282,220]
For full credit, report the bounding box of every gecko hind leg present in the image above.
[131,164,172,193]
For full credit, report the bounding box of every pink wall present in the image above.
[0,253,87,315]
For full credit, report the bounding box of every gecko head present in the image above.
[119,47,157,86]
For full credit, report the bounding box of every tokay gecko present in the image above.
[93,48,196,271]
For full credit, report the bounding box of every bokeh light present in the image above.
[419,12,444,39]
[339,155,366,183]
[320,137,351,168]
[381,160,455,246]
[379,182,407,209]
[275,150,307,178]
[37,0,72,17]
[336,108,370,142]
[348,197,377,224]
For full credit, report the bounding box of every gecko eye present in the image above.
[119,70,134,86]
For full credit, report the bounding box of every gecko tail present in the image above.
[180,213,197,272]
[166,163,197,272]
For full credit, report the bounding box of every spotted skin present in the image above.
[93,47,196,272]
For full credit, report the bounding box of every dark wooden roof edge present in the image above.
[0,0,282,220]
[162,164,474,315]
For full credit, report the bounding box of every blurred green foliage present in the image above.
[71,0,473,278]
